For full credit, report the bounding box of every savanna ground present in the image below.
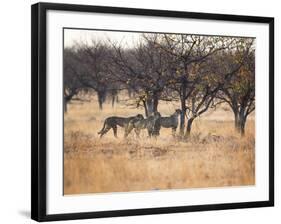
[64,95,255,195]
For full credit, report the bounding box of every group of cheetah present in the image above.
[98,109,182,138]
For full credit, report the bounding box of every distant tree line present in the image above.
[64,33,255,137]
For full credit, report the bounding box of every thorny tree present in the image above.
[216,39,255,136]
[109,34,172,117]
[153,34,236,136]
[74,41,113,110]
[63,33,255,137]
[64,48,84,113]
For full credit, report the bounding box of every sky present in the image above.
[64,29,144,48]
[64,28,255,50]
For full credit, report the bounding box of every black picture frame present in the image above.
[31,2,274,222]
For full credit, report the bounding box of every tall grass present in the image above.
[64,96,255,195]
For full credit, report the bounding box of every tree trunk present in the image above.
[64,95,72,113]
[111,95,115,108]
[179,98,186,136]
[179,75,187,136]
[153,94,159,113]
[142,100,148,117]
[238,108,246,136]
[240,118,246,136]
[185,117,194,137]
[97,90,106,110]
[146,97,154,117]
[111,90,118,108]
[98,95,103,110]
[145,93,158,117]
[233,108,247,137]
[64,98,68,113]
[234,111,240,131]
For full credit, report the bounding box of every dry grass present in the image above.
[64,96,255,195]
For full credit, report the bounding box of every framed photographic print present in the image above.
[31,2,274,222]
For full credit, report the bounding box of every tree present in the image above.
[184,63,221,137]
[64,33,255,137]
[74,41,112,110]
[155,34,235,135]
[110,34,171,117]
[63,47,84,113]
[216,40,255,136]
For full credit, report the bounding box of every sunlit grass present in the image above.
[64,95,255,195]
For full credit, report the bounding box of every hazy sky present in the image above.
[64,28,254,50]
[64,29,144,48]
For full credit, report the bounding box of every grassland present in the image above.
[64,95,255,195]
